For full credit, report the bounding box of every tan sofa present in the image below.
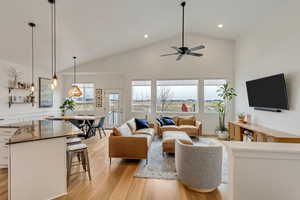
[156,116,202,137]
[109,118,155,163]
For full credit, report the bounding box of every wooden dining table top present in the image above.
[45,115,101,121]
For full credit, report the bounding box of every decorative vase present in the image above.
[216,130,229,140]
[61,110,65,116]
[238,116,246,123]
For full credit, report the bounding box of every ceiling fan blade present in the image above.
[160,52,180,57]
[189,45,205,52]
[176,54,183,61]
[171,46,182,53]
[187,52,203,57]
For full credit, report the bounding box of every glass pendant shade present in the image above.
[52,74,58,88]
[31,83,35,92]
[68,85,82,97]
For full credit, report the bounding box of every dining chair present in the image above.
[68,119,87,136]
[92,117,106,139]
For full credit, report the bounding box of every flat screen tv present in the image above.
[246,73,289,111]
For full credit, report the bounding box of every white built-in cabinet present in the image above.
[0,128,16,168]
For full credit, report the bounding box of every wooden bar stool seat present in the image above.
[66,137,82,145]
[67,143,91,186]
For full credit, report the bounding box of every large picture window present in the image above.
[72,83,95,111]
[156,80,198,113]
[204,80,227,113]
[131,80,151,112]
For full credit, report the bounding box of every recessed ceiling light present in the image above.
[144,34,148,39]
[217,24,224,28]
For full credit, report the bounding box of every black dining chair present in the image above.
[92,117,106,139]
[68,119,87,137]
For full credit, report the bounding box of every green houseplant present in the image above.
[59,98,76,116]
[216,83,237,139]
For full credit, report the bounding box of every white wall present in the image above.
[0,59,63,124]
[235,2,300,135]
[62,34,235,134]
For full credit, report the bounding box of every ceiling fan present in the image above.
[161,1,205,61]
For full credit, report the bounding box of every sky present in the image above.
[132,85,222,101]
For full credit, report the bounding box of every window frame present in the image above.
[155,79,199,114]
[131,80,152,113]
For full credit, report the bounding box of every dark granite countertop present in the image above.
[0,120,80,144]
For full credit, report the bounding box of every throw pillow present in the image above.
[115,124,132,136]
[178,116,196,126]
[156,118,165,126]
[135,118,150,130]
[162,118,175,126]
[127,118,137,132]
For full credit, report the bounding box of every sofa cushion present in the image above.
[178,125,198,135]
[130,134,152,147]
[113,123,132,136]
[160,125,179,133]
[135,128,155,136]
[135,118,149,130]
[127,118,137,132]
[178,116,196,126]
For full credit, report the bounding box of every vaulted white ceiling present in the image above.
[0,0,285,71]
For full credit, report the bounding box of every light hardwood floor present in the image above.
[0,134,226,200]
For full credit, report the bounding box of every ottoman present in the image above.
[162,131,193,154]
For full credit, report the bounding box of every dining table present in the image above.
[45,115,102,138]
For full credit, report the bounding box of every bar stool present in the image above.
[67,143,91,186]
[67,137,82,162]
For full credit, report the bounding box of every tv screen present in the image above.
[246,73,288,110]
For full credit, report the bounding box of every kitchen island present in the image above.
[0,120,80,200]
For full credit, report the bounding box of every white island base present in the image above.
[9,137,67,200]
[223,141,300,200]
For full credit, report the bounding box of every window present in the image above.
[131,80,151,112]
[204,80,227,113]
[72,83,95,111]
[156,80,198,113]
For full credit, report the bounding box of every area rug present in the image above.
[134,137,228,183]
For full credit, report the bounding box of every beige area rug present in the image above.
[134,137,228,183]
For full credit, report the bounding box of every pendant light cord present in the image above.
[182,2,185,47]
[53,1,57,77]
[73,57,76,84]
[51,3,54,77]
[31,25,34,84]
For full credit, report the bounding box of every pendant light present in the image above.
[28,22,36,92]
[49,0,58,89]
[67,57,82,97]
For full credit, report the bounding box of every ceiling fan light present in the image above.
[68,85,83,97]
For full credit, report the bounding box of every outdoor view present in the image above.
[131,79,226,113]
[204,80,226,113]
[156,80,198,113]
[131,81,151,112]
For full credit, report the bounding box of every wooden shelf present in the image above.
[8,87,31,93]
[8,102,35,108]
[228,121,300,143]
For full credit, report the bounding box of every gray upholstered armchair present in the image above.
[175,139,223,192]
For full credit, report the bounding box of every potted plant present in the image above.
[59,98,76,116]
[216,83,237,139]
[238,112,246,123]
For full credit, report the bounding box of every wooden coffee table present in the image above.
[162,131,193,155]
